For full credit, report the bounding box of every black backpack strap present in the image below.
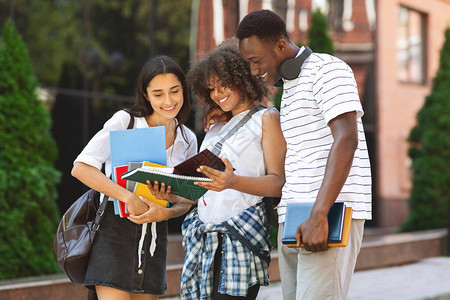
[126,111,135,129]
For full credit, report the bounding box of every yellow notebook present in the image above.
[132,162,170,208]
[285,206,353,248]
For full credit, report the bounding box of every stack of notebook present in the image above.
[122,149,225,202]
[110,126,167,217]
[281,202,353,247]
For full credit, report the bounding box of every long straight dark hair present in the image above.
[126,55,192,144]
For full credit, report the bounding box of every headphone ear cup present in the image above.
[278,47,313,81]
[278,58,290,80]
[278,57,299,80]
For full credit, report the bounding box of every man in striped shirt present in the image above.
[235,10,372,300]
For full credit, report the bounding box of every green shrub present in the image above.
[0,19,61,279]
[400,28,450,232]
[308,9,334,55]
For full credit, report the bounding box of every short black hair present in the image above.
[236,9,289,44]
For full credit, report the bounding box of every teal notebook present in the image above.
[122,166,213,201]
[281,202,346,246]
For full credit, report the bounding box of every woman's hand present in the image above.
[147,180,195,204]
[127,197,168,224]
[126,195,149,216]
[194,157,236,192]
[147,180,171,200]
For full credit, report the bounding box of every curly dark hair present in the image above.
[187,38,270,107]
[236,9,289,45]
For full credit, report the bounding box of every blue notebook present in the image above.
[110,126,166,214]
[281,202,346,247]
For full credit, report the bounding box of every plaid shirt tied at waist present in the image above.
[180,202,271,299]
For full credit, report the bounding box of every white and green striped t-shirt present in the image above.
[278,50,372,223]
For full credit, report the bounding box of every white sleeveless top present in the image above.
[198,108,267,224]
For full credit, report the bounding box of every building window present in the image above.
[327,0,344,32]
[315,0,354,33]
[397,6,426,84]
[272,0,288,21]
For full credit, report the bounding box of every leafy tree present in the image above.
[0,1,74,87]
[88,0,192,95]
[400,28,450,231]
[308,9,334,55]
[0,19,61,279]
[0,0,192,93]
[154,0,191,71]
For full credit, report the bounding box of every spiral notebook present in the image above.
[122,166,212,201]
[130,162,170,208]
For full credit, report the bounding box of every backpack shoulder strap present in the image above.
[211,105,265,156]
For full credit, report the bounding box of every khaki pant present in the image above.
[277,219,365,300]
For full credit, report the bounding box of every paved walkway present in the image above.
[258,257,450,300]
[165,257,450,299]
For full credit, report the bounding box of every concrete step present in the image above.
[0,229,446,299]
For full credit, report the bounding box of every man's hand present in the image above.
[203,106,231,132]
[295,212,329,252]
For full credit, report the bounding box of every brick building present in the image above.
[375,0,450,228]
[189,0,450,229]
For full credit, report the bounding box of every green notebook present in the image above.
[121,166,212,201]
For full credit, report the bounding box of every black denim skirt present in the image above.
[84,201,168,295]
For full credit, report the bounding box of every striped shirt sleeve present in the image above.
[312,59,364,124]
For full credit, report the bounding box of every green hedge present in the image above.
[0,19,61,279]
[400,28,450,232]
[308,9,334,55]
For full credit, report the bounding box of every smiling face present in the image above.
[208,76,252,116]
[145,73,183,122]
[239,35,286,86]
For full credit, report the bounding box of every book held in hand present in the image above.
[122,166,213,201]
[110,126,166,215]
[131,162,170,208]
[281,202,353,247]
[173,149,225,177]
[114,165,132,218]
[122,149,225,201]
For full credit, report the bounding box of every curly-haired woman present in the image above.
[179,38,286,299]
